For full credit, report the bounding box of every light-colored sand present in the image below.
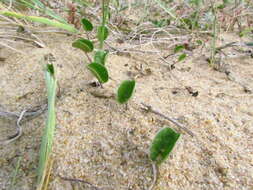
[0,32,252,190]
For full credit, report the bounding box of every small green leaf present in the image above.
[87,62,109,83]
[94,50,108,65]
[174,45,185,53]
[72,38,94,53]
[81,18,93,31]
[97,26,109,42]
[46,64,54,76]
[196,39,203,45]
[245,42,253,47]
[178,53,187,62]
[117,80,136,104]
[150,127,180,164]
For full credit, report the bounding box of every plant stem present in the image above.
[85,52,92,63]
[210,3,217,66]
[99,0,110,50]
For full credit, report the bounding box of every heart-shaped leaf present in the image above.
[72,38,94,53]
[97,26,109,42]
[87,62,109,83]
[81,18,93,31]
[94,50,108,65]
[150,127,180,165]
[117,80,136,104]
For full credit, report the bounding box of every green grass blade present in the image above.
[0,11,79,33]
[10,156,22,189]
[37,64,57,189]
[3,0,67,23]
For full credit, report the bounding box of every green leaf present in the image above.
[245,42,253,47]
[150,127,180,164]
[94,50,108,65]
[196,39,203,45]
[117,80,136,104]
[81,18,93,31]
[72,38,94,53]
[178,53,187,62]
[150,19,169,27]
[97,25,109,42]
[87,62,109,83]
[0,11,78,33]
[174,45,184,53]
[46,64,55,76]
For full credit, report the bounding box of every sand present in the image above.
[0,32,253,190]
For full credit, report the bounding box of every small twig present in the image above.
[0,109,27,145]
[215,42,237,54]
[0,41,26,54]
[58,175,101,190]
[140,103,195,137]
[0,104,47,145]
[147,162,158,190]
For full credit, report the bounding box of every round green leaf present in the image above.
[72,38,94,53]
[81,18,93,31]
[97,26,109,42]
[94,50,108,65]
[87,62,109,83]
[117,80,136,104]
[150,127,180,164]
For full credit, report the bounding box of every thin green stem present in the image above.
[210,4,217,66]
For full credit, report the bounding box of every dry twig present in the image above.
[59,175,101,190]
[0,104,47,145]
[140,103,195,137]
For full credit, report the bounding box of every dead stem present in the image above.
[140,103,195,137]
[0,103,47,144]
[59,175,101,190]
[147,162,158,190]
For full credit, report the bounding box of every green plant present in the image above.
[150,127,180,165]
[174,44,187,62]
[72,0,136,104]
[117,80,136,104]
[37,64,57,190]
[147,127,180,189]
[72,0,110,85]
[210,4,218,66]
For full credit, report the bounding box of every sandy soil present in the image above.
[0,32,253,190]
